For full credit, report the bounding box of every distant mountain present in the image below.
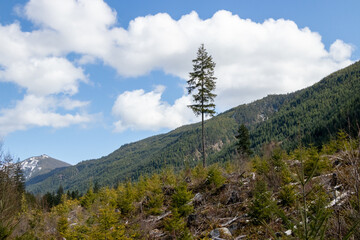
[26,61,360,194]
[20,154,71,181]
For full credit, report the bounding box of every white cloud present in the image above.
[112,86,195,132]
[24,0,116,56]
[20,2,356,104]
[0,57,86,96]
[330,39,353,62]
[106,11,354,112]
[107,10,354,131]
[57,98,90,110]
[0,0,356,133]
[0,1,94,136]
[0,95,91,136]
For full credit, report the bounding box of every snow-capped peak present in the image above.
[19,155,71,181]
[20,158,40,179]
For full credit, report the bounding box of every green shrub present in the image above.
[171,182,193,217]
[279,184,296,206]
[80,188,96,209]
[164,209,193,240]
[249,179,276,225]
[144,174,164,215]
[251,156,269,176]
[57,216,69,237]
[206,164,226,188]
[116,181,136,216]
[191,164,208,183]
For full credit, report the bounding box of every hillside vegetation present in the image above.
[251,61,360,150]
[26,61,360,194]
[4,132,360,239]
[27,94,288,194]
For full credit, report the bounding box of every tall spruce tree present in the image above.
[187,44,217,167]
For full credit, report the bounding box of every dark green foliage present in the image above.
[42,185,67,209]
[171,182,193,217]
[278,184,296,206]
[249,179,276,225]
[187,44,217,167]
[66,189,80,200]
[116,181,136,216]
[93,181,100,193]
[252,145,291,191]
[43,192,55,209]
[236,124,252,156]
[14,163,26,194]
[164,209,193,240]
[55,185,64,205]
[251,61,360,152]
[292,146,330,178]
[80,187,96,209]
[187,43,217,118]
[303,146,328,177]
[57,216,69,236]
[142,174,164,215]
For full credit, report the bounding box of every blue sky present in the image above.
[0,0,359,164]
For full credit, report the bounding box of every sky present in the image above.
[0,0,359,165]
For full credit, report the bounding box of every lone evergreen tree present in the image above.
[187,44,217,167]
[236,124,252,156]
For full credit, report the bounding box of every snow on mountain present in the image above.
[20,154,71,181]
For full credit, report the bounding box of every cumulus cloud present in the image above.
[108,10,353,131]
[330,39,353,62]
[106,11,354,112]
[0,95,91,136]
[0,1,93,136]
[0,0,356,133]
[0,57,86,96]
[112,86,195,132]
[24,0,116,55]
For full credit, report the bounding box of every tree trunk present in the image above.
[202,111,206,167]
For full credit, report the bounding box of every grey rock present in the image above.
[192,192,205,207]
[209,227,232,239]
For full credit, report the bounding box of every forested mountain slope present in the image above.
[27,94,289,194]
[26,61,360,194]
[251,60,360,151]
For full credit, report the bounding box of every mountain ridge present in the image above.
[26,61,360,194]
[20,154,71,181]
